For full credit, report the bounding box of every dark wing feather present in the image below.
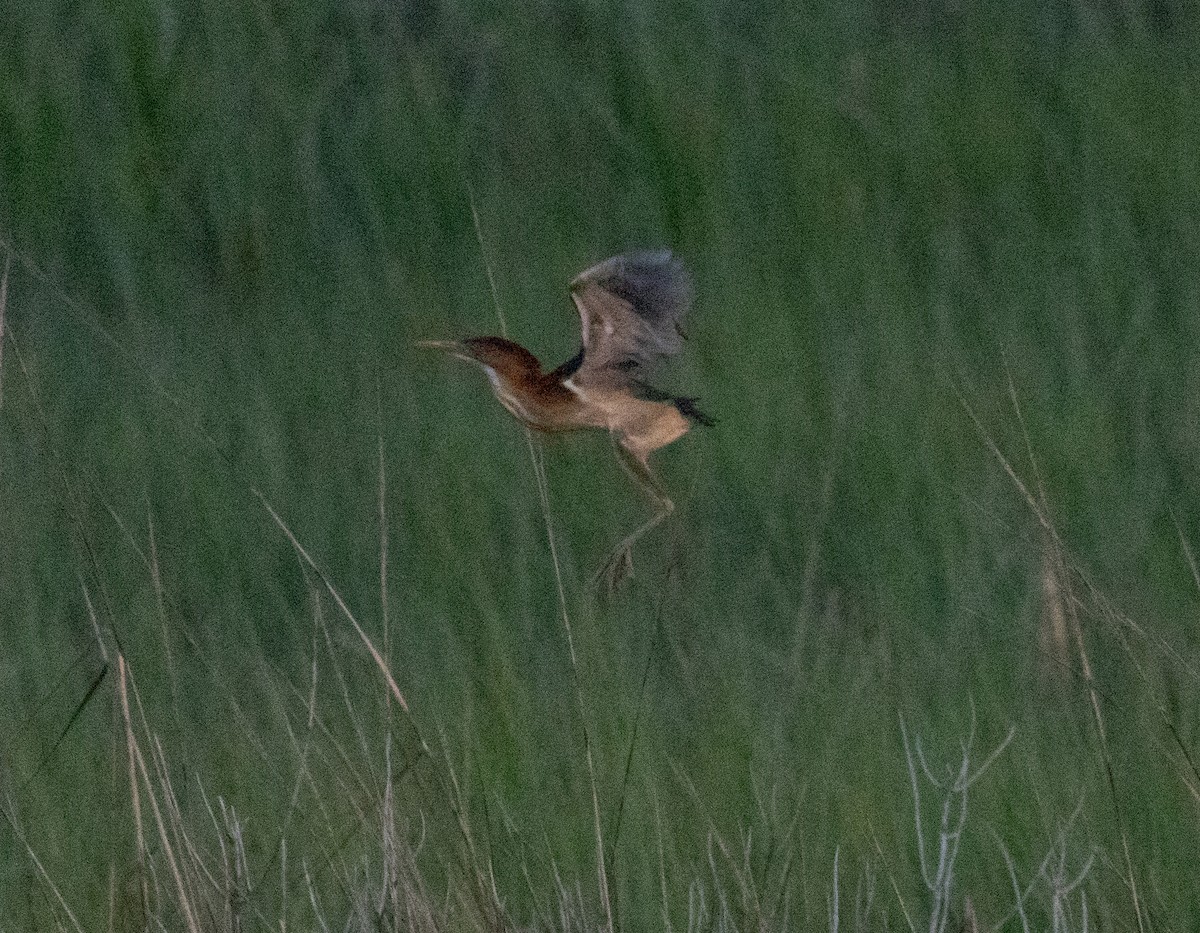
[567,251,694,391]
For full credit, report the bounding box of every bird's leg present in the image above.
[594,437,675,593]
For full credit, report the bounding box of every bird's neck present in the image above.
[481,364,542,424]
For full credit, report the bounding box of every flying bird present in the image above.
[419,250,711,590]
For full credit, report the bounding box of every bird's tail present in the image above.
[673,396,716,427]
[631,379,715,426]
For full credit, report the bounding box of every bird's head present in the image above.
[417,336,542,380]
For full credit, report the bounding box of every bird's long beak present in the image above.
[415,339,472,362]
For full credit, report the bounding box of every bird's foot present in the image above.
[592,544,635,595]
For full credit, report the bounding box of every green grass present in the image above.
[3,0,1200,929]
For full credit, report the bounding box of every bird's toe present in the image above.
[593,545,635,595]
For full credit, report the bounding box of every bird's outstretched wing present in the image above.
[565,251,694,391]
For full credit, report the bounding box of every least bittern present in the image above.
[419,250,712,590]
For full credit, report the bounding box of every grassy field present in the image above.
[3,0,1200,929]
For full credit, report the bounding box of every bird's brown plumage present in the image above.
[418,250,708,589]
[552,251,702,465]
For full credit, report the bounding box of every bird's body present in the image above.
[461,335,695,458]
[420,250,709,588]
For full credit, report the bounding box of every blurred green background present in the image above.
[3,0,1200,928]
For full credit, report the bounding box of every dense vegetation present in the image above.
[3,0,1199,928]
